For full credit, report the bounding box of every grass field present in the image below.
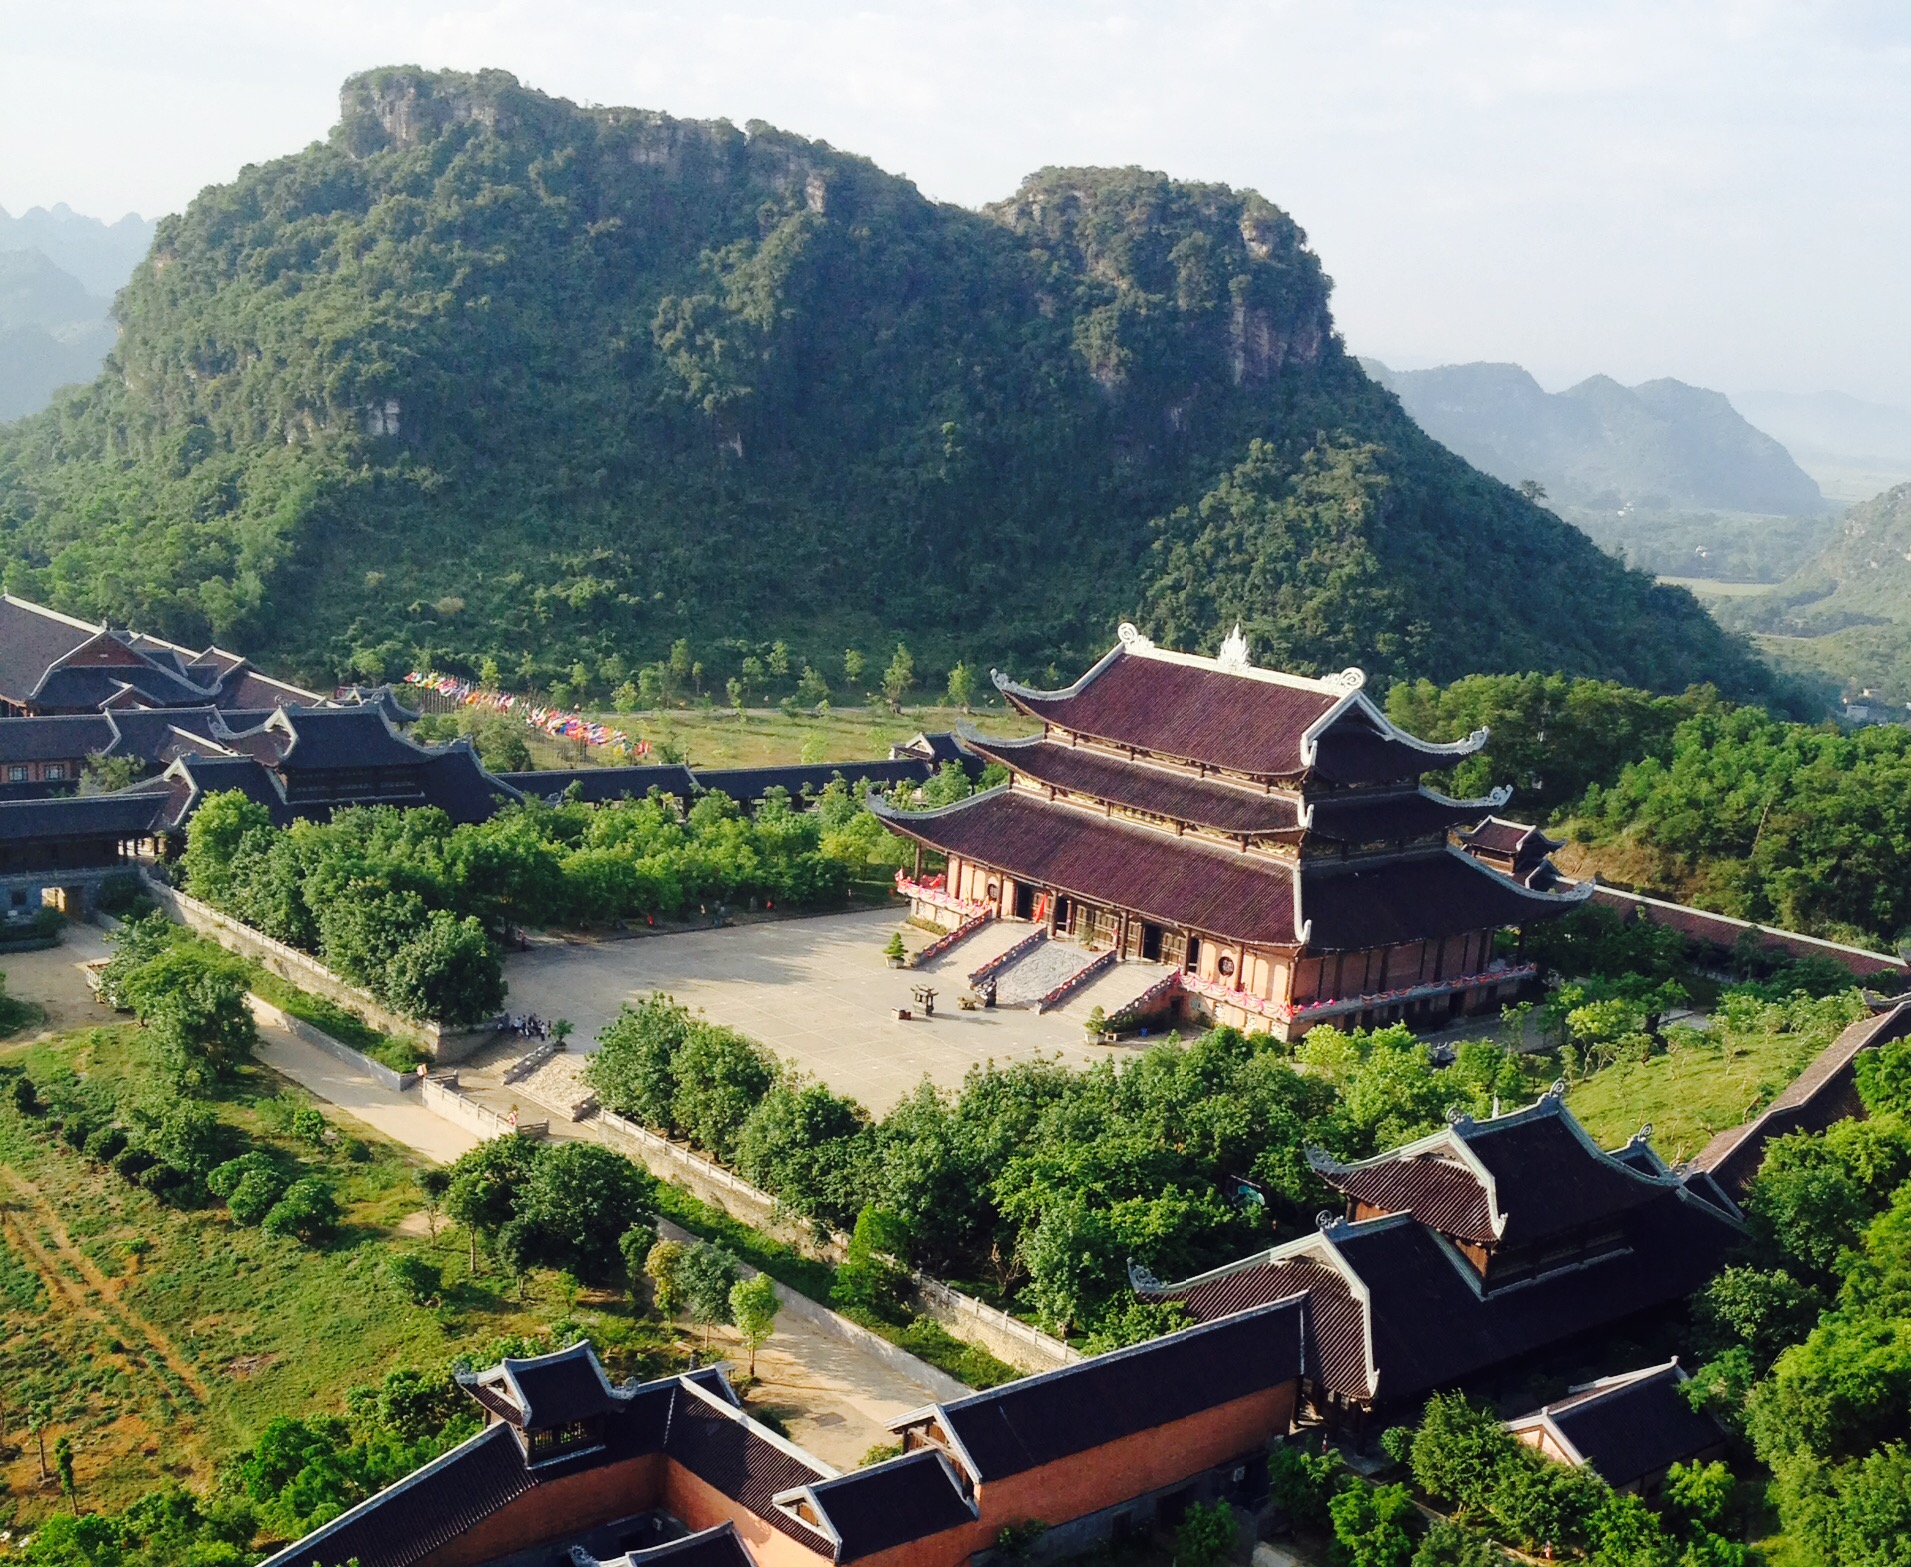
[1655,576,1781,598]
[1565,1006,1857,1164]
[576,702,1038,772]
[0,1025,680,1525]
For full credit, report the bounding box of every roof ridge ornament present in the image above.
[1215,622,1251,672]
[1117,621,1153,652]
[1320,667,1367,693]
[1127,1258,1166,1292]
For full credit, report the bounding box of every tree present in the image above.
[380,911,505,1026]
[383,1254,442,1305]
[730,1273,780,1375]
[645,1238,688,1314]
[619,1225,653,1297]
[676,1242,741,1342]
[767,641,791,681]
[1409,1393,1513,1519]
[946,662,977,712]
[832,1205,913,1321]
[1516,479,1547,502]
[516,1141,657,1282]
[1174,1499,1235,1567]
[1268,1445,1345,1531]
[670,1024,774,1163]
[882,644,915,712]
[726,677,744,714]
[415,1165,450,1242]
[797,664,830,707]
[587,996,693,1131]
[444,1136,540,1269]
[263,1178,341,1244]
[843,649,866,688]
[1329,1483,1415,1567]
[28,1401,48,1481]
[55,1433,76,1513]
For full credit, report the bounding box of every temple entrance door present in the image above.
[1184,935,1202,973]
[1013,883,1035,921]
[1140,923,1164,961]
[1052,896,1071,935]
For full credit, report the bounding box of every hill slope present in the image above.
[1726,483,1911,701]
[0,68,1772,702]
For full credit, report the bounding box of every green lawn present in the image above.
[0,1025,681,1523]
[1564,994,1866,1163]
[576,702,1038,772]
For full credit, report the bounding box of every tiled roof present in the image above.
[803,1452,975,1561]
[0,596,99,704]
[619,1524,759,1567]
[695,759,934,801]
[1694,1000,1911,1190]
[1461,818,1562,856]
[500,765,700,804]
[487,1343,622,1429]
[1302,848,1591,951]
[268,707,437,770]
[1315,1151,1496,1243]
[873,787,1300,946]
[0,715,113,761]
[1456,1104,1674,1246]
[1002,646,1343,777]
[255,1423,536,1567]
[665,1384,832,1546]
[1137,1252,1373,1400]
[1308,790,1502,844]
[1509,1361,1723,1490]
[962,734,1304,834]
[0,790,169,842]
[921,1297,1306,1480]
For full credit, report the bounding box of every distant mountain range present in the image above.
[1729,390,1911,505]
[1362,359,1826,516]
[0,204,156,422]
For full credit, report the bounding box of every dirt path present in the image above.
[0,1164,209,1403]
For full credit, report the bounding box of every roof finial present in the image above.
[1216,622,1251,672]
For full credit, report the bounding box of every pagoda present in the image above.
[874,623,1590,1039]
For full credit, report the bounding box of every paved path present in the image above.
[252,1025,481,1164]
[500,909,1126,1110]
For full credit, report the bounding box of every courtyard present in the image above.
[498,907,1163,1110]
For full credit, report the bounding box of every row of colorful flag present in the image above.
[404,671,649,757]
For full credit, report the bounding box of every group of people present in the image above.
[404,669,646,756]
[494,1012,557,1042]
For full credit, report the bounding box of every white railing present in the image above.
[910,908,993,968]
[910,1273,1083,1370]
[970,927,1046,986]
[1036,948,1115,1012]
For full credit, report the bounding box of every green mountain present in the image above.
[1726,482,1911,702]
[0,67,1775,702]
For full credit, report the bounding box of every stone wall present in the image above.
[248,995,416,1093]
[142,875,490,1061]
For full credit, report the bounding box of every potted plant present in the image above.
[1084,1005,1109,1041]
[883,931,908,968]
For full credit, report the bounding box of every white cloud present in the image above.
[0,0,1904,400]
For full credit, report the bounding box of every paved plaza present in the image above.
[498,908,1159,1110]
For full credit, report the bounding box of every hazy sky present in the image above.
[2,1,1906,402]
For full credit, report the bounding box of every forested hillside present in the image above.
[0,68,1772,700]
[1726,482,1911,703]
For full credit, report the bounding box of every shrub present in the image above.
[9,1074,40,1114]
[677,1242,741,1335]
[383,1254,443,1305]
[1175,1500,1236,1567]
[263,1178,341,1244]
[832,1205,912,1322]
[229,1166,294,1226]
[290,1106,329,1147]
[1329,1483,1416,1567]
[1269,1444,1346,1530]
[83,1125,128,1164]
[112,1146,158,1182]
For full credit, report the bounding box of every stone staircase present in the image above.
[989,939,1106,1008]
[507,1050,599,1121]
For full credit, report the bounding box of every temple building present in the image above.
[0,593,321,716]
[875,624,1590,1039]
[1131,1089,1744,1432]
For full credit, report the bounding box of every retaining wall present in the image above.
[909,1273,1083,1373]
[654,1219,970,1403]
[142,876,491,1060]
[248,996,417,1093]
[421,1074,547,1141]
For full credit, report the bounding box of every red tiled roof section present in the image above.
[966,736,1303,834]
[879,789,1299,945]
[1326,1155,1495,1243]
[1008,651,1339,776]
[1141,1252,1370,1400]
